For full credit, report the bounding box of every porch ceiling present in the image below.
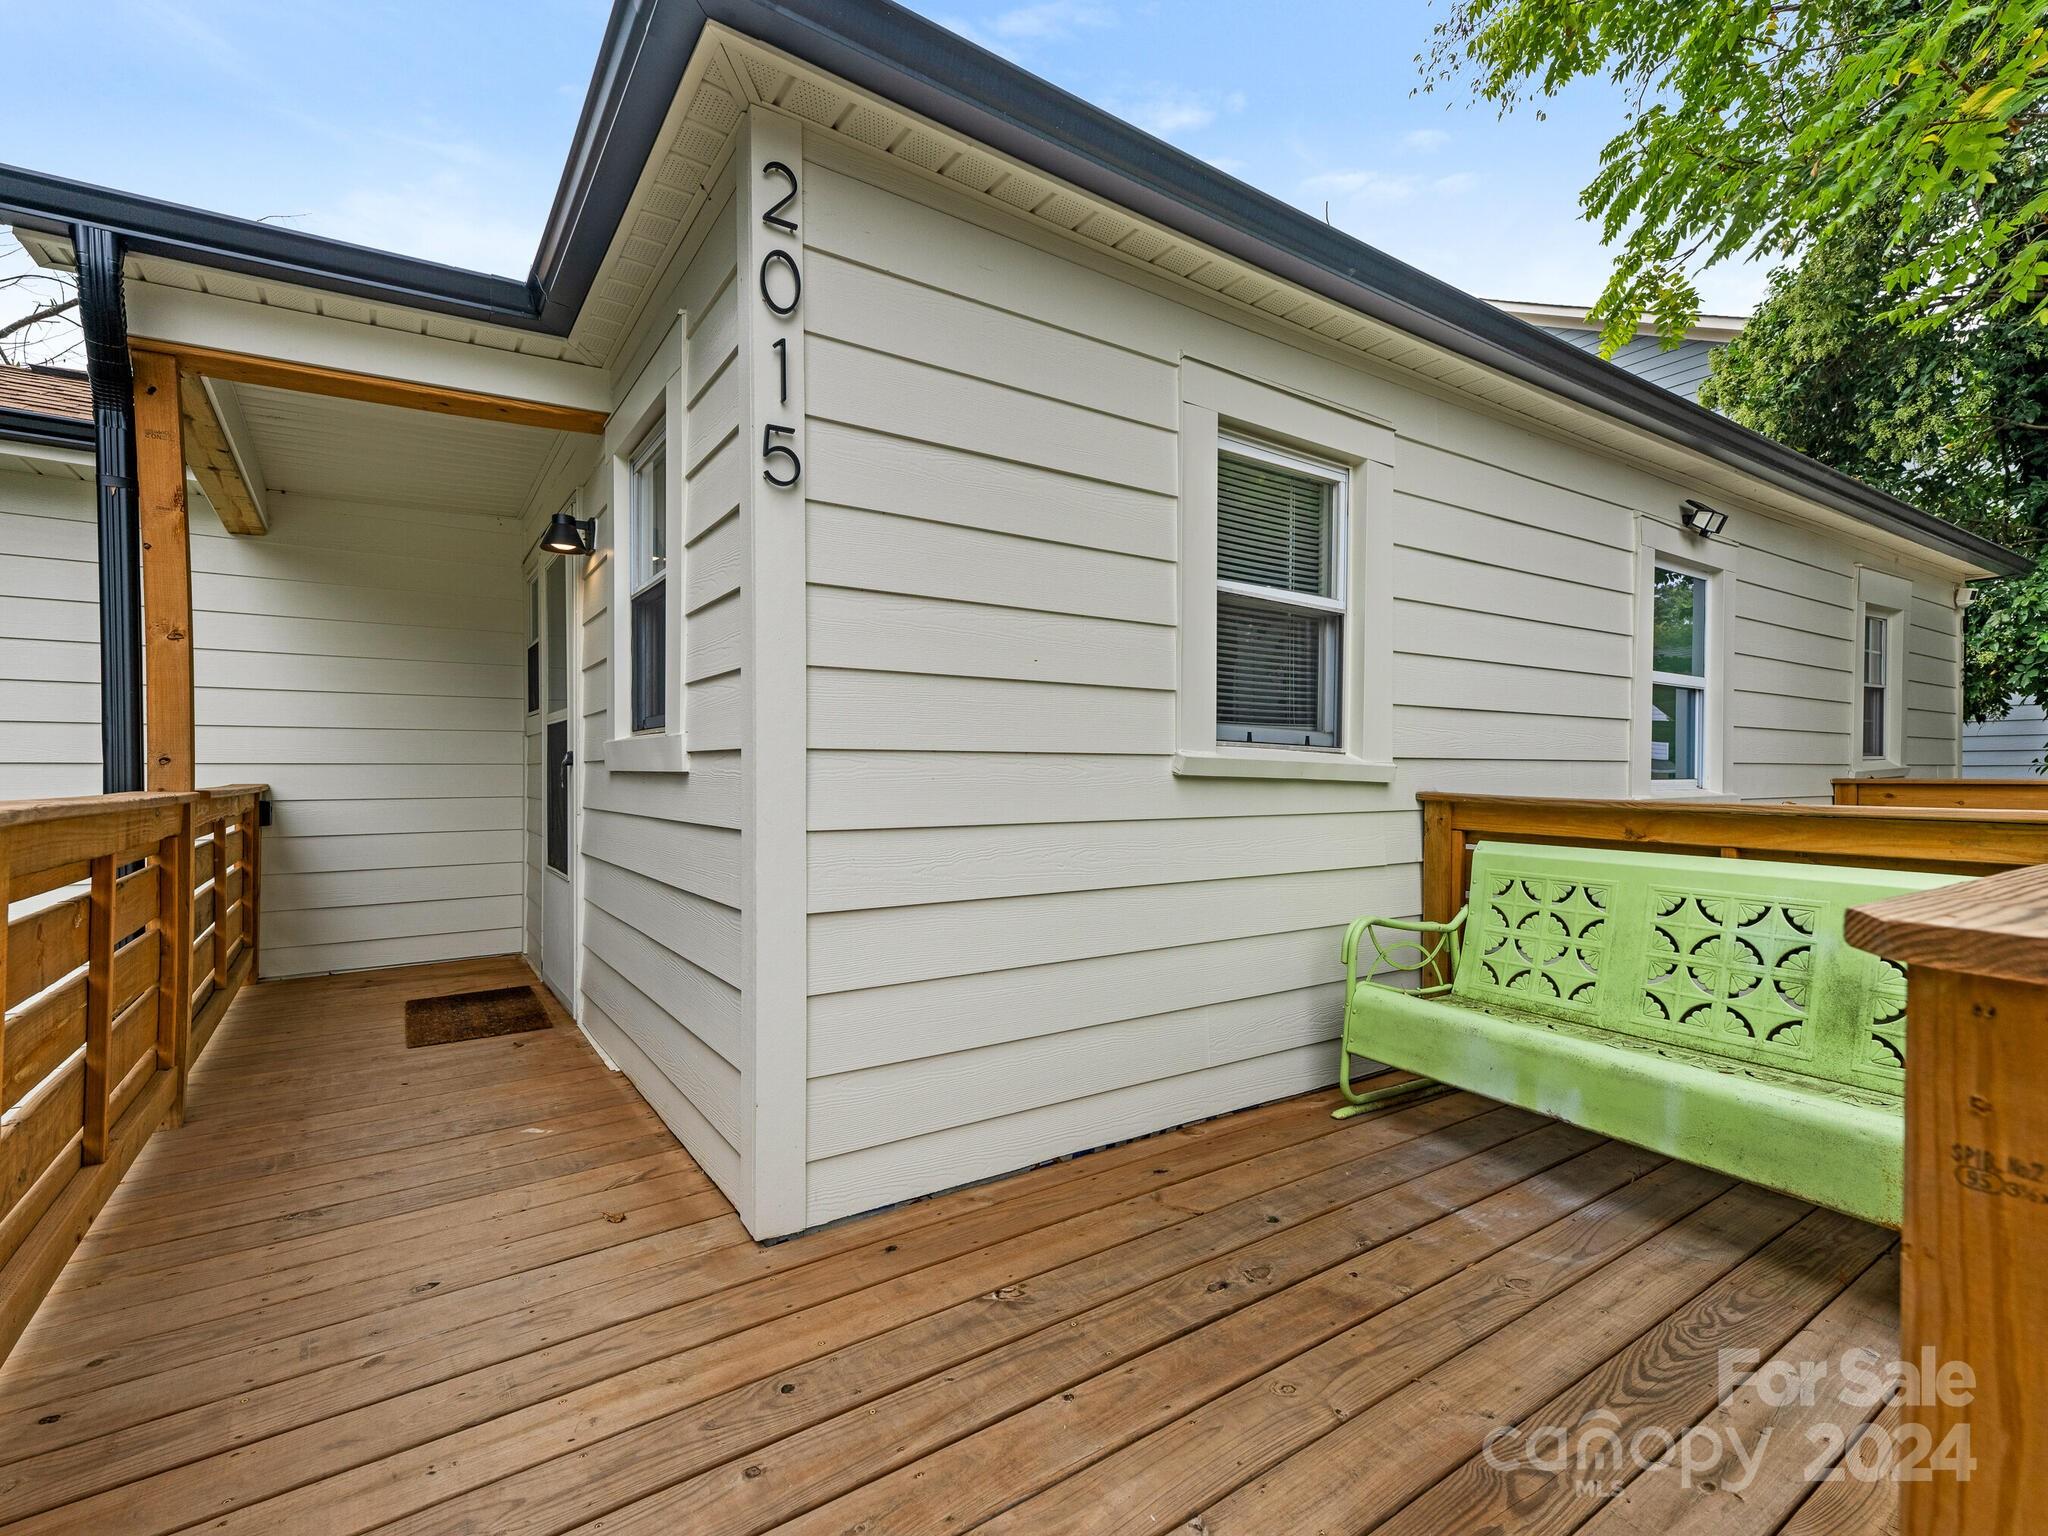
[219,380,568,518]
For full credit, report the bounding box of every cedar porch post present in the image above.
[132,349,195,793]
[1846,867,2048,1536]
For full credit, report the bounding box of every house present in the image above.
[1487,299,1747,402]
[1485,299,2042,778]
[0,0,2022,1244]
[1964,698,2048,774]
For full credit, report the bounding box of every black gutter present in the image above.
[530,0,703,334]
[0,0,2024,575]
[76,224,144,795]
[0,405,93,451]
[1,164,536,330]
[716,0,2025,577]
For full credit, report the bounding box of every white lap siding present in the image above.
[793,135,1970,1227]
[0,458,101,797]
[571,186,750,1200]
[0,452,530,977]
[191,493,527,977]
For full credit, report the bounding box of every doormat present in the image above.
[404,985,553,1048]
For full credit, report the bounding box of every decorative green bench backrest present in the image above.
[1452,841,1970,1097]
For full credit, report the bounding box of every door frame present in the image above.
[532,527,582,1012]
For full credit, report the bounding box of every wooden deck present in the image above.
[0,956,1903,1535]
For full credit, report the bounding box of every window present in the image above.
[1861,613,1889,760]
[1172,361,1394,783]
[1215,436,1347,749]
[545,554,568,714]
[1854,568,1911,769]
[525,576,540,715]
[1650,564,1710,786]
[1634,526,1731,798]
[628,429,667,733]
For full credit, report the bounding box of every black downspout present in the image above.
[76,223,144,795]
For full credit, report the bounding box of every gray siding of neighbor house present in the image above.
[1963,699,2048,776]
[1540,325,1722,402]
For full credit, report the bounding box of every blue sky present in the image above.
[0,0,1764,351]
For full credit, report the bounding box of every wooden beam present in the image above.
[133,349,196,793]
[176,370,266,535]
[1836,777,2048,811]
[130,337,609,435]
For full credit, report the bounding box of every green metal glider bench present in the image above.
[1335,840,1970,1227]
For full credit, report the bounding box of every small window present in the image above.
[545,555,568,714]
[1215,436,1346,749]
[1650,564,1710,786]
[628,430,667,733]
[1861,613,1889,760]
[525,576,540,715]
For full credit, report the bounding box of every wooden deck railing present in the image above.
[0,784,264,1361]
[1847,867,2048,1536]
[1418,792,2048,946]
[1835,775,2048,809]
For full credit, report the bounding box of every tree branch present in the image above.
[0,294,79,343]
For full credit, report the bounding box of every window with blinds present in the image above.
[1215,437,1345,748]
[628,429,667,733]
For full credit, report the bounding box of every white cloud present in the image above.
[309,173,548,276]
[1432,171,1478,195]
[1302,168,1420,203]
[1109,86,1247,141]
[988,0,1116,39]
[1401,128,1451,153]
[941,0,1115,54]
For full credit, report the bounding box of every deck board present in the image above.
[0,956,1903,1535]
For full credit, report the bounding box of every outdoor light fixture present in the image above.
[540,511,595,556]
[1680,499,1729,538]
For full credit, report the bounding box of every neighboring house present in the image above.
[0,0,2020,1239]
[1488,300,1747,403]
[1964,698,2048,776]
[1496,298,2039,778]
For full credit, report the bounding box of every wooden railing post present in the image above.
[82,854,116,1165]
[246,800,261,980]
[1418,797,1460,987]
[0,833,9,1108]
[157,804,195,1123]
[209,820,230,995]
[1847,867,2048,1536]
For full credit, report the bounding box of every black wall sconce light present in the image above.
[540,510,596,556]
[1680,498,1729,538]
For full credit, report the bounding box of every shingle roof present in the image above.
[0,363,91,421]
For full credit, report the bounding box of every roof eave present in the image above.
[0,404,95,451]
[0,0,2025,577]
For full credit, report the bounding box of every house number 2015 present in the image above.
[759,160,801,489]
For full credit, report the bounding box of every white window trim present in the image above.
[1632,522,1736,799]
[1854,567,1914,775]
[604,314,688,775]
[1174,359,1394,784]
